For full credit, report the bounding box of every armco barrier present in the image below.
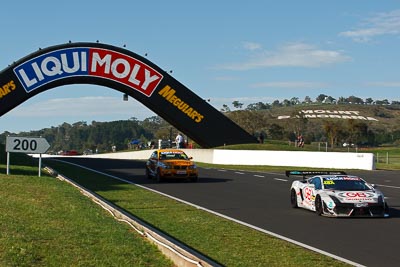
[81,149,375,170]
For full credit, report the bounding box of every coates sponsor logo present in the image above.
[13,47,163,97]
[338,192,375,200]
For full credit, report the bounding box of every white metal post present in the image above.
[38,154,42,177]
[6,152,10,175]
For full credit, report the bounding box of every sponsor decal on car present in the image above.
[160,151,184,155]
[337,192,375,201]
[14,47,163,97]
[304,187,314,201]
[324,176,360,181]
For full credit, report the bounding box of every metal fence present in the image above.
[375,152,400,165]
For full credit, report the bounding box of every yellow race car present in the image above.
[145,149,199,182]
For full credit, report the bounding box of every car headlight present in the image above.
[188,164,197,169]
[158,162,171,169]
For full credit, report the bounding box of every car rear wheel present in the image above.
[384,202,390,216]
[190,176,198,183]
[290,189,298,208]
[315,195,323,216]
[145,168,151,179]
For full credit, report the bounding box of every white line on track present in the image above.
[53,159,364,267]
[217,169,227,172]
[376,184,400,189]
[235,172,245,175]
[253,175,265,178]
[274,178,288,182]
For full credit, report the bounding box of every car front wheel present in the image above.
[156,169,163,183]
[315,195,323,216]
[145,168,152,179]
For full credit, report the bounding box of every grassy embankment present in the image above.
[0,154,173,267]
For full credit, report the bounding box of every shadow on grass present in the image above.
[0,166,40,176]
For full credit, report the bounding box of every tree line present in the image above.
[221,94,399,112]
[0,117,175,153]
[1,94,400,151]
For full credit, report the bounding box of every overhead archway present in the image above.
[0,42,257,148]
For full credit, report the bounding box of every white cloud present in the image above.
[213,75,239,81]
[250,81,328,89]
[242,41,262,51]
[365,81,400,87]
[339,9,400,42]
[8,96,156,119]
[217,42,351,70]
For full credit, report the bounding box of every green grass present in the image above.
[4,142,398,266]
[0,165,173,267]
[42,160,349,267]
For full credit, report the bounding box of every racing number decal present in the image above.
[303,187,315,202]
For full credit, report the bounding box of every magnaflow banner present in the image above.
[0,42,257,147]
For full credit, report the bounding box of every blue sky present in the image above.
[1,1,400,133]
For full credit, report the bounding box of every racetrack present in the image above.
[51,157,400,267]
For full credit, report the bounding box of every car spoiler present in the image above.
[285,170,347,179]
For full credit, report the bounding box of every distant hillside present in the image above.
[265,103,399,128]
[1,104,400,151]
[225,103,400,147]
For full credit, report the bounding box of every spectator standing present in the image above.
[175,133,184,148]
[297,134,304,148]
[259,133,265,144]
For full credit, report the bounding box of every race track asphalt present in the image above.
[49,157,400,267]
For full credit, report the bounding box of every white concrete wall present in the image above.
[211,150,375,170]
[77,149,375,170]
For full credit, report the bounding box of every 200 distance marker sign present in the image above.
[6,136,50,154]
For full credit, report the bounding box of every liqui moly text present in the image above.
[14,47,163,97]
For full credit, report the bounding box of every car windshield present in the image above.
[160,151,188,160]
[322,176,370,191]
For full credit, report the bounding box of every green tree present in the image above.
[316,94,328,102]
[272,100,281,107]
[347,95,364,104]
[323,120,341,148]
[267,123,284,140]
[365,98,374,105]
[221,104,231,112]
[303,96,312,104]
[232,101,243,109]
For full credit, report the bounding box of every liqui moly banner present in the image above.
[14,47,163,97]
[0,42,257,147]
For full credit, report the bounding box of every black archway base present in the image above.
[0,42,257,147]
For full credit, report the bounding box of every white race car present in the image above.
[287,171,389,217]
